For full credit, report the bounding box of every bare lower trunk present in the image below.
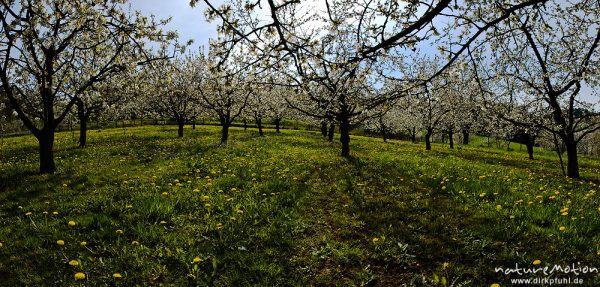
[321,121,328,137]
[328,123,335,142]
[76,99,88,148]
[79,118,87,147]
[256,118,264,136]
[425,129,433,151]
[462,129,469,145]
[411,127,416,143]
[526,142,534,160]
[38,129,56,174]
[448,128,454,149]
[565,140,579,178]
[275,118,281,133]
[177,120,184,138]
[221,125,229,145]
[340,118,350,157]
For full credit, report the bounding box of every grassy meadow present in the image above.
[0,125,599,286]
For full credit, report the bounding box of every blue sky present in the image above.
[128,0,220,52]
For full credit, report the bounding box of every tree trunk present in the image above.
[76,99,88,148]
[256,117,264,136]
[321,121,328,137]
[448,128,454,149]
[328,123,335,142]
[177,119,184,138]
[425,128,433,151]
[381,127,387,143]
[340,117,351,157]
[38,129,56,174]
[220,117,230,145]
[411,127,416,143]
[565,139,579,178]
[243,119,247,131]
[192,119,196,130]
[526,142,534,160]
[462,129,469,145]
[275,118,281,133]
[79,117,88,148]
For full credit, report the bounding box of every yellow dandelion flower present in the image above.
[68,220,76,227]
[53,211,59,215]
[74,272,85,280]
[80,241,87,246]
[216,223,223,230]
[491,284,501,287]
[559,226,566,232]
[193,256,202,264]
[479,193,486,197]
[372,237,379,243]
[496,205,502,210]
[69,260,79,267]
[25,212,32,216]
[442,262,450,269]
[533,259,541,265]
[113,273,122,279]
[132,241,139,246]
[161,192,169,196]
[160,221,167,224]
[116,230,124,234]
[57,240,65,246]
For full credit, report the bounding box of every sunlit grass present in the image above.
[0,125,599,286]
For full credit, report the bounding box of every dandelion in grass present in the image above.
[57,240,65,246]
[68,220,76,227]
[80,241,87,246]
[25,212,32,216]
[116,230,124,234]
[559,226,566,232]
[533,259,541,265]
[442,262,450,269]
[132,241,139,246]
[74,272,85,280]
[372,237,379,243]
[193,256,202,264]
[491,284,500,287]
[113,273,122,279]
[69,260,79,267]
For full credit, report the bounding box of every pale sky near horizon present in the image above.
[128,0,221,52]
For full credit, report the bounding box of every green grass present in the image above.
[0,125,599,286]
